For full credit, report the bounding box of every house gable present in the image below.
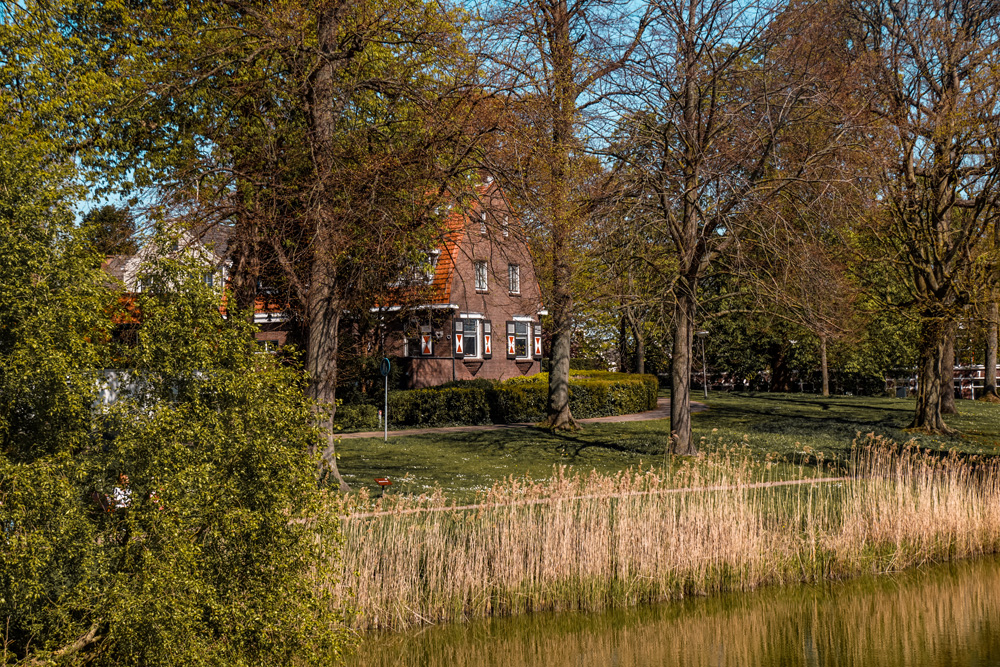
[396,182,545,388]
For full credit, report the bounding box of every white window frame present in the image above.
[480,213,487,235]
[509,321,531,359]
[457,313,483,359]
[508,263,520,294]
[461,318,480,358]
[474,260,488,292]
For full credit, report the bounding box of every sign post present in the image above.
[379,357,391,442]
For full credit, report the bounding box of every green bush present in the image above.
[384,371,658,426]
[542,357,610,371]
[0,230,345,666]
[387,386,492,427]
[435,378,497,392]
[335,403,380,431]
[492,382,549,422]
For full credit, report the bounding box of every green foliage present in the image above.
[388,387,494,427]
[82,204,138,256]
[335,403,380,431]
[337,354,408,405]
[542,357,611,372]
[493,372,658,422]
[491,382,548,423]
[380,372,658,428]
[0,226,346,664]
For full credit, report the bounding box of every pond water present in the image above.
[347,556,1000,666]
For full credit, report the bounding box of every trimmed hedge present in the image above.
[493,371,658,422]
[387,386,493,427]
[334,403,380,431]
[375,371,658,428]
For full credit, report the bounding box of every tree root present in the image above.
[538,412,580,431]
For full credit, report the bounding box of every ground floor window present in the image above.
[463,318,478,357]
[507,321,529,359]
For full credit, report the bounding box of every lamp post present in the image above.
[696,330,709,399]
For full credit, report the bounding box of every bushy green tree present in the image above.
[0,150,345,664]
[82,205,138,257]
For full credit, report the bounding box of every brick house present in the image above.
[100,182,545,388]
[385,182,546,388]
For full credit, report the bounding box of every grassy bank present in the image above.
[336,393,1000,500]
[331,438,1000,632]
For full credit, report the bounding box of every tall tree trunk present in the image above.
[618,314,630,373]
[228,217,260,315]
[941,321,958,414]
[769,343,792,392]
[545,218,575,428]
[985,301,999,401]
[820,335,829,397]
[625,310,645,374]
[670,278,696,455]
[304,4,352,491]
[634,328,645,376]
[542,0,577,431]
[306,256,349,492]
[911,316,953,433]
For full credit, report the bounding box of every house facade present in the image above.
[386,183,546,387]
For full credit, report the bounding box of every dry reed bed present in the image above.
[331,436,1000,631]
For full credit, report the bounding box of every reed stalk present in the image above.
[328,436,1000,632]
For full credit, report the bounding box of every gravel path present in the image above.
[339,397,705,439]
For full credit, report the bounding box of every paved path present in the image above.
[339,397,706,439]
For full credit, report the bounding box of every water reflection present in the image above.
[348,557,1000,666]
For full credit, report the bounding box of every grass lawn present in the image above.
[336,392,1000,502]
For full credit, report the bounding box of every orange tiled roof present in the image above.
[423,206,468,304]
[380,185,496,308]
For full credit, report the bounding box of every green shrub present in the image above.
[491,371,658,423]
[335,403,380,431]
[383,371,658,427]
[388,386,492,427]
[436,378,497,392]
[492,382,549,422]
[542,357,610,371]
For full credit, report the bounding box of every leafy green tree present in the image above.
[0,223,345,665]
[72,0,486,489]
[0,41,345,659]
[82,205,138,256]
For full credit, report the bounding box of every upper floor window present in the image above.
[502,216,509,237]
[204,271,214,288]
[474,260,488,292]
[508,263,520,294]
[480,213,487,235]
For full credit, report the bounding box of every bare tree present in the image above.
[616,0,855,454]
[848,0,1000,432]
[730,222,860,397]
[474,0,650,429]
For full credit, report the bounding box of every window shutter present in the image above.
[506,321,516,359]
[533,324,543,359]
[483,321,492,359]
[454,320,464,357]
[421,334,433,356]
